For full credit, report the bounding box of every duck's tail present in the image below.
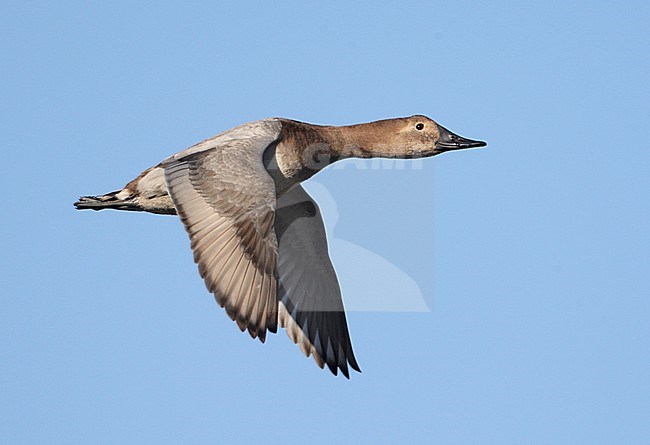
[74,166,177,215]
[74,191,143,212]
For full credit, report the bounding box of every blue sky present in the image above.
[2,1,649,443]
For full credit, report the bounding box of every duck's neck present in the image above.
[275,119,397,182]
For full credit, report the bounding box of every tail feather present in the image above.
[74,192,142,212]
[74,166,176,215]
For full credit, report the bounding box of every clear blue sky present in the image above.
[2,1,649,443]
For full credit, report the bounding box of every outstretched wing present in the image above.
[275,184,361,378]
[163,131,280,342]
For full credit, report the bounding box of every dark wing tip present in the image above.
[347,351,362,373]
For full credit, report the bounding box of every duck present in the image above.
[74,115,486,378]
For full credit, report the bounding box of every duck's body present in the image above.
[75,115,486,377]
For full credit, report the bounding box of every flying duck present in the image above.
[74,115,486,378]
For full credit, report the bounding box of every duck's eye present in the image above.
[415,123,425,131]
